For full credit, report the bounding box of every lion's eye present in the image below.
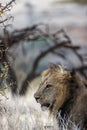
[43,84,52,92]
[46,84,52,89]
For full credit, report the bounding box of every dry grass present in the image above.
[0,87,58,130]
[0,84,81,130]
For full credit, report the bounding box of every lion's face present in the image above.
[34,65,71,115]
[34,80,58,112]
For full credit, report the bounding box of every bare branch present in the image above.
[0,0,15,13]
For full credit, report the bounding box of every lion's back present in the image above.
[69,89,87,129]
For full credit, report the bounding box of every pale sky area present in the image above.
[2,0,58,28]
[2,0,58,11]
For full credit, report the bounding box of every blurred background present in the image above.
[0,0,87,95]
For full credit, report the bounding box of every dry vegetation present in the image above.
[0,87,58,130]
[0,89,81,130]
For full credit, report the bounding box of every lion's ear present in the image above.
[57,65,64,73]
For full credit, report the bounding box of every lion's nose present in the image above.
[34,94,40,101]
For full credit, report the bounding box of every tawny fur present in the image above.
[34,65,87,129]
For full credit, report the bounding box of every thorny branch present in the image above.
[0,0,15,15]
[0,0,17,94]
[0,0,15,25]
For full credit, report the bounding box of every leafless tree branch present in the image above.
[0,0,15,14]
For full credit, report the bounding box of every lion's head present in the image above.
[34,65,73,115]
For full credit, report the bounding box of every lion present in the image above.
[34,64,87,129]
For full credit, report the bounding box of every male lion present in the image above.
[34,64,87,129]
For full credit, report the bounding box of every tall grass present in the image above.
[0,87,81,130]
[0,88,58,130]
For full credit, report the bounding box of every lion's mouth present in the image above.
[41,103,51,111]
